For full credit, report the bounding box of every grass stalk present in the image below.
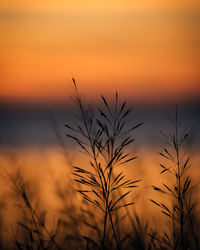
[66,78,142,249]
[150,105,199,249]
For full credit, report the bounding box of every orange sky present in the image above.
[0,1,200,102]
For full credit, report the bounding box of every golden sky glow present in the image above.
[0,1,200,102]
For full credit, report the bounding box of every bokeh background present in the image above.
[1,0,200,102]
[0,1,200,248]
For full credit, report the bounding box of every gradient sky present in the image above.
[0,1,200,102]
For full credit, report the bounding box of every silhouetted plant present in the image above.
[9,172,61,250]
[150,105,199,250]
[65,78,143,249]
[54,179,85,250]
[125,211,159,250]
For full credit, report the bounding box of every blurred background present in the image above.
[0,1,200,248]
[0,0,200,103]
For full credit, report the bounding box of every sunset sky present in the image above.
[0,1,200,102]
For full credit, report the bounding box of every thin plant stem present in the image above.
[102,208,108,250]
[175,105,184,249]
[107,207,120,250]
